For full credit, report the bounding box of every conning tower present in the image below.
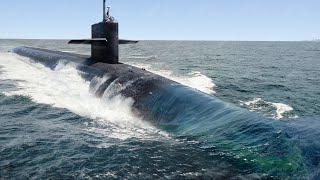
[69,0,138,64]
[92,0,119,64]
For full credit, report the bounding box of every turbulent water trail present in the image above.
[0,52,216,141]
[127,63,216,94]
[0,53,168,140]
[240,98,297,120]
[126,62,298,120]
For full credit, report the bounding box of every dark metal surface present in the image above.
[91,22,119,64]
[12,46,178,113]
[68,38,108,45]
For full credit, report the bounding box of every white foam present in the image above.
[270,102,294,120]
[90,75,111,94]
[242,98,263,110]
[0,53,168,140]
[62,50,76,53]
[240,98,297,120]
[128,63,216,94]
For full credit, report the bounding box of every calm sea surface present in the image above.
[0,39,320,179]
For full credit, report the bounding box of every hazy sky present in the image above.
[0,0,319,41]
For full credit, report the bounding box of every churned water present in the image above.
[0,39,320,179]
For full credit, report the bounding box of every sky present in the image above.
[0,0,319,41]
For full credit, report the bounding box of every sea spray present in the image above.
[0,52,167,140]
[240,98,297,120]
[127,63,216,94]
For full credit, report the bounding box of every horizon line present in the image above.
[0,38,314,42]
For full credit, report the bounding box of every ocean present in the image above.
[0,39,320,179]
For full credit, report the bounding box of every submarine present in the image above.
[13,0,196,121]
[13,0,181,119]
[12,1,320,178]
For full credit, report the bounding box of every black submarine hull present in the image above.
[12,46,279,135]
[12,46,269,127]
[13,46,180,118]
[12,46,320,178]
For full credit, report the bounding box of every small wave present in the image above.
[62,50,77,53]
[129,53,145,56]
[271,102,295,119]
[124,55,157,60]
[240,98,297,120]
[127,63,216,94]
[122,54,158,60]
[0,52,167,140]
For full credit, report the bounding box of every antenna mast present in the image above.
[103,0,106,22]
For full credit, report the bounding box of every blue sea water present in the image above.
[0,39,320,179]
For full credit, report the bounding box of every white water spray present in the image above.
[127,63,216,94]
[0,53,168,140]
[240,98,297,120]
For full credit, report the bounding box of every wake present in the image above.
[0,53,166,140]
